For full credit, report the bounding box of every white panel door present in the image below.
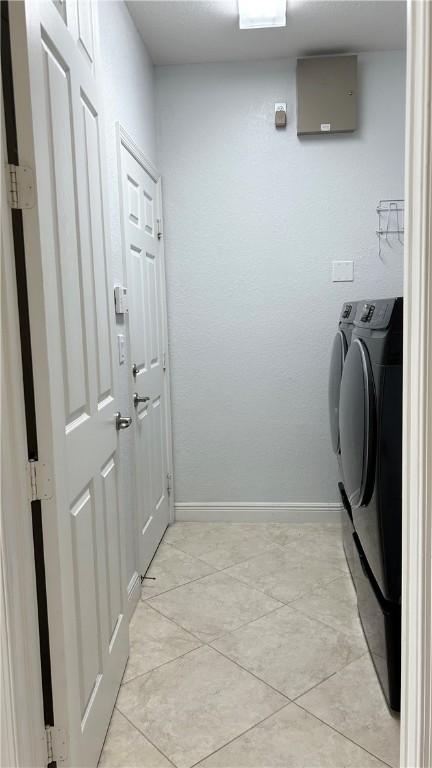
[120,138,173,576]
[9,2,128,766]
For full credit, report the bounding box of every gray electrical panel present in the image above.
[296,55,357,135]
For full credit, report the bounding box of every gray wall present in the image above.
[156,52,405,505]
[99,1,157,591]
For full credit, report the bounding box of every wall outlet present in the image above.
[332,260,354,282]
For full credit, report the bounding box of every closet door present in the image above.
[119,135,173,580]
[9,2,128,765]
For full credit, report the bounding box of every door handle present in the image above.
[133,393,150,407]
[115,412,132,430]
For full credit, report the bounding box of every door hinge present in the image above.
[45,725,67,764]
[167,472,172,496]
[27,460,53,502]
[162,351,167,371]
[157,218,163,240]
[7,164,35,209]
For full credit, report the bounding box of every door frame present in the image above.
[400,1,432,766]
[115,123,175,562]
[401,0,432,768]
[2,2,432,765]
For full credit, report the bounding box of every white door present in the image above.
[9,2,128,766]
[119,134,173,576]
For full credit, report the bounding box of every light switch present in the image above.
[332,260,354,282]
[117,334,126,365]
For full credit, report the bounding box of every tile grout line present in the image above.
[136,531,363,695]
[147,589,301,652]
[164,529,346,577]
[188,697,394,768]
[116,640,393,768]
[286,599,369,644]
[186,701,293,768]
[143,601,209,644]
[159,537,288,573]
[141,569,218,602]
[291,651,370,703]
[207,632,364,705]
[145,539,348,614]
[217,570,347,610]
[147,567,350,642]
[139,527,364,678]
[293,699,395,768]
[207,635,293,701]
[120,643,204,689]
[114,706,178,768]
[120,527,394,768]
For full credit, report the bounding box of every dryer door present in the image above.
[339,338,376,508]
[328,331,348,455]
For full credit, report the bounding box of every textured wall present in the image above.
[99,1,157,590]
[156,51,405,504]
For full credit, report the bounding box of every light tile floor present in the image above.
[99,522,400,768]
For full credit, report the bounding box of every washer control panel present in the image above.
[355,299,394,329]
[360,303,375,322]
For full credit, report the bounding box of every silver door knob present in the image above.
[115,412,132,430]
[133,393,150,407]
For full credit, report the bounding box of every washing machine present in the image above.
[339,297,403,711]
[328,301,357,576]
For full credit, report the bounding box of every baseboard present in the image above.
[174,502,343,524]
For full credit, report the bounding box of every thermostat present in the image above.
[275,102,287,128]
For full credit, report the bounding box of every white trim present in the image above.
[174,502,343,523]
[117,122,160,182]
[1,103,46,767]
[401,2,432,766]
[157,175,175,525]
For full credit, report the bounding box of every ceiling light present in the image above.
[238,0,286,29]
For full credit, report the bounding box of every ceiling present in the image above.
[126,0,406,66]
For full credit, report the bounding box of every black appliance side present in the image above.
[353,533,401,712]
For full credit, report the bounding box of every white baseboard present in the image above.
[174,502,343,524]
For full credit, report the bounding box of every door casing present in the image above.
[400,2,432,766]
[3,2,432,766]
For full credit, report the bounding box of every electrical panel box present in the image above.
[296,55,357,135]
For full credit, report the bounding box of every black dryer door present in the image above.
[329,330,348,455]
[339,338,376,509]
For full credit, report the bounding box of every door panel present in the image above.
[81,98,113,402]
[9,2,128,765]
[77,0,94,64]
[119,139,172,578]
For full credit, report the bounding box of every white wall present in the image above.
[99,1,157,593]
[156,51,405,505]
